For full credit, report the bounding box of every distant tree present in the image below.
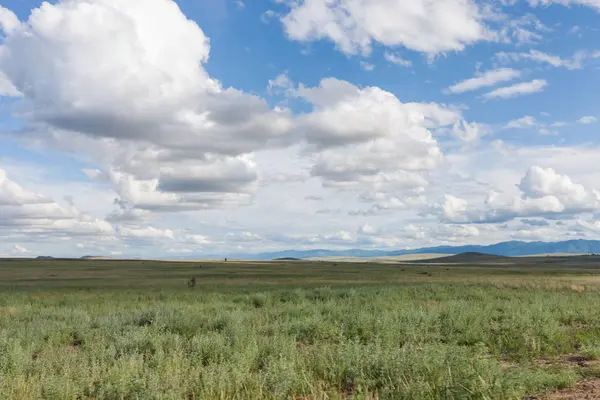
[224,257,228,262]
[187,277,196,289]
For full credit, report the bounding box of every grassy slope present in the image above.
[1,259,600,399]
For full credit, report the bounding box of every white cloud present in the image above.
[0,0,293,214]
[495,49,587,70]
[442,194,469,221]
[185,234,211,245]
[12,244,28,254]
[504,115,564,134]
[384,52,412,67]
[438,166,600,224]
[528,0,600,12]
[97,167,255,213]
[292,78,474,193]
[451,120,489,142]
[497,13,549,45]
[578,116,597,125]
[519,166,590,204]
[280,0,490,56]
[0,70,21,97]
[483,79,547,100]
[359,61,375,71]
[268,72,293,94]
[3,0,600,257]
[446,68,521,94]
[119,226,174,240]
[0,170,115,238]
[358,223,378,235]
[0,6,19,34]
[228,231,263,242]
[506,115,537,129]
[0,169,52,205]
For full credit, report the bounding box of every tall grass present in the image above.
[1,283,599,399]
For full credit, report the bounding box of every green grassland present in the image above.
[1,257,600,399]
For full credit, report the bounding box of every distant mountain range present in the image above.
[211,239,600,260]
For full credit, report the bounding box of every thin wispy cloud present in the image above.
[384,52,412,67]
[578,116,597,125]
[446,68,521,94]
[496,49,588,70]
[483,79,547,100]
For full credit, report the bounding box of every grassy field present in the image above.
[1,257,600,399]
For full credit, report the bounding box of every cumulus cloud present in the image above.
[438,166,600,224]
[0,6,19,34]
[93,168,254,213]
[0,70,21,97]
[483,79,547,100]
[0,169,51,205]
[519,166,590,204]
[280,0,490,56]
[292,78,474,192]
[0,0,293,214]
[268,72,293,94]
[0,170,115,238]
[446,68,521,94]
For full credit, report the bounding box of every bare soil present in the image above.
[530,379,600,399]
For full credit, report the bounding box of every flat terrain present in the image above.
[306,254,453,262]
[1,257,600,399]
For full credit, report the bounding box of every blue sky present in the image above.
[0,0,600,257]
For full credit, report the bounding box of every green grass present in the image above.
[1,259,600,399]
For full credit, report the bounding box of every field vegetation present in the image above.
[1,257,600,399]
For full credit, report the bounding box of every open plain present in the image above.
[1,255,600,399]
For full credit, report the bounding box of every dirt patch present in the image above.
[528,379,600,399]
[0,307,18,316]
[535,355,599,369]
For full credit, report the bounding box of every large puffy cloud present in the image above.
[519,166,594,206]
[0,169,115,237]
[279,0,491,56]
[0,169,51,205]
[0,6,19,34]
[0,0,292,154]
[0,0,292,214]
[438,166,600,224]
[292,78,471,194]
[0,168,221,254]
[87,166,255,213]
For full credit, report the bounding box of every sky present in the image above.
[0,0,600,258]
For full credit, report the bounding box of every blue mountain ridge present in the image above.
[200,239,600,260]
